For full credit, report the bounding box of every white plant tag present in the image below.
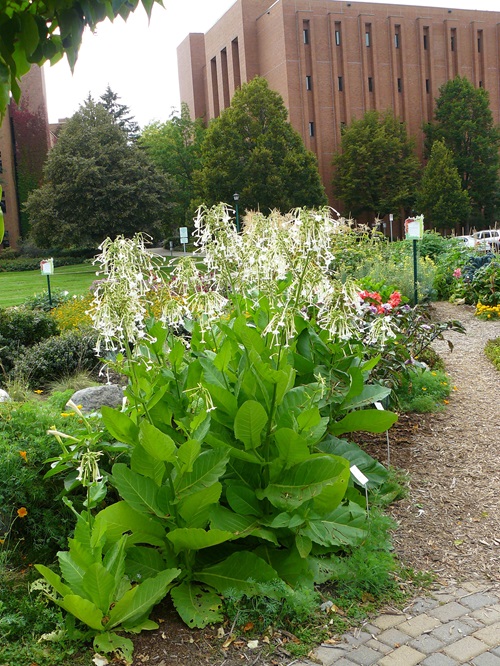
[350,464,369,487]
[374,401,384,410]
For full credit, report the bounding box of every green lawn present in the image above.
[0,263,98,308]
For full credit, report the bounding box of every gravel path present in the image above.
[387,302,500,587]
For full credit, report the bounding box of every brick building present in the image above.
[0,65,51,249]
[177,0,500,208]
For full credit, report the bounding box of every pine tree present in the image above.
[100,86,141,142]
[416,140,471,231]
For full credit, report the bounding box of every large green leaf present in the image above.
[58,552,86,597]
[341,384,392,411]
[94,501,165,545]
[93,632,133,665]
[57,595,104,631]
[195,552,280,597]
[139,421,177,461]
[318,437,389,487]
[313,467,350,514]
[125,546,167,581]
[176,439,201,472]
[274,428,310,466]
[257,455,349,510]
[101,406,138,445]
[234,400,268,450]
[82,563,116,613]
[166,528,233,552]
[226,484,261,516]
[111,463,163,517]
[170,582,223,628]
[34,564,72,598]
[131,444,165,486]
[103,536,127,590]
[330,409,398,436]
[174,449,229,499]
[106,568,180,630]
[178,483,222,527]
[205,383,238,417]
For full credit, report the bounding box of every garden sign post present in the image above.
[40,258,54,307]
[404,215,424,305]
[179,227,188,254]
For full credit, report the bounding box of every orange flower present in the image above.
[443,400,449,404]
[19,451,27,462]
[17,507,28,518]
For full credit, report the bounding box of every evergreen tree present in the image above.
[416,140,471,231]
[140,103,205,227]
[332,110,420,218]
[100,86,140,141]
[26,98,173,248]
[424,76,500,225]
[198,77,327,213]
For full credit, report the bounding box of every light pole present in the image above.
[233,192,240,233]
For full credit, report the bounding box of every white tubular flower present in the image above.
[88,234,161,352]
[76,450,104,485]
[365,316,398,347]
[262,304,298,348]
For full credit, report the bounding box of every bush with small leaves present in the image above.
[12,330,100,389]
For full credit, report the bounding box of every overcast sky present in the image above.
[43,0,499,129]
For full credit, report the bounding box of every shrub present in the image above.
[485,337,500,370]
[23,289,71,312]
[0,257,85,272]
[12,330,100,389]
[396,368,451,413]
[472,260,500,306]
[0,308,59,376]
[0,401,81,562]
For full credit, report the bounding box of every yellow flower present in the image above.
[422,387,427,391]
[33,389,43,394]
[19,451,27,462]
[0,538,5,545]
[17,507,28,518]
[453,386,458,391]
[444,399,449,404]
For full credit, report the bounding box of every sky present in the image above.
[43,0,499,129]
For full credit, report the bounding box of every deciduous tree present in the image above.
[424,76,500,225]
[140,103,205,227]
[26,98,173,248]
[332,110,420,218]
[416,140,471,231]
[198,77,327,213]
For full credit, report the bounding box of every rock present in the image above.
[0,389,11,403]
[69,384,124,413]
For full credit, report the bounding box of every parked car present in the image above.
[454,235,475,247]
[472,229,500,251]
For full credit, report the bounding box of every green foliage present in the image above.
[332,110,420,217]
[0,306,58,375]
[0,256,85,272]
[0,401,85,563]
[25,99,174,248]
[0,185,4,244]
[23,288,71,311]
[0,0,161,117]
[485,338,500,371]
[12,330,99,389]
[140,103,206,227]
[424,76,500,225]
[99,86,140,142]
[416,141,471,231]
[471,260,500,306]
[396,368,451,413]
[198,77,327,212]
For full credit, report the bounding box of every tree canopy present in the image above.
[332,110,420,218]
[197,77,327,213]
[424,76,500,225]
[0,0,161,117]
[140,103,205,228]
[416,139,471,231]
[100,86,140,141]
[25,98,173,248]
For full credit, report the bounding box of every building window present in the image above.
[335,28,341,45]
[479,80,483,88]
[303,21,310,44]
[397,78,402,93]
[368,77,373,92]
[309,122,315,137]
[365,31,370,47]
[306,75,312,91]
[395,32,400,48]
[425,79,430,93]
[477,31,482,52]
[450,29,456,52]
[338,76,343,92]
[423,34,428,50]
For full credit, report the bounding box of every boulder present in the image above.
[0,389,11,403]
[69,384,124,413]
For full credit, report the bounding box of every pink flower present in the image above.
[453,268,462,278]
[388,291,402,308]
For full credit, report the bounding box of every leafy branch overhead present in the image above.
[0,0,163,116]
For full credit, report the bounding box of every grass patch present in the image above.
[0,264,98,308]
[485,337,500,371]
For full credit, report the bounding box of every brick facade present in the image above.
[177,0,500,208]
[0,65,51,249]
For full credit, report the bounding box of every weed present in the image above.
[485,337,500,371]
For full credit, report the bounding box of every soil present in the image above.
[124,302,500,666]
